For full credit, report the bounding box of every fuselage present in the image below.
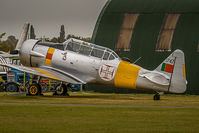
[19,39,169,93]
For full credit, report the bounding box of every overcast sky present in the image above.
[0,0,107,40]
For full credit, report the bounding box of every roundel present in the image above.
[99,64,115,81]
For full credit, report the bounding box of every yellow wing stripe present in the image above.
[114,61,141,89]
[32,67,59,80]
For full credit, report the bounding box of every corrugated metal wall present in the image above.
[90,0,199,94]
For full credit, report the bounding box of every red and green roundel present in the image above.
[161,63,174,73]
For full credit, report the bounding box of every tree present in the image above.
[50,37,58,43]
[0,33,6,42]
[58,25,65,43]
[0,33,6,51]
[66,34,91,42]
[0,33,18,52]
[30,25,36,39]
[7,35,17,47]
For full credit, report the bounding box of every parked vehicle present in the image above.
[1,69,83,95]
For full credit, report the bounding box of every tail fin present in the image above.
[155,49,187,93]
[15,22,30,50]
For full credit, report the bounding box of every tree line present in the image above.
[0,25,91,52]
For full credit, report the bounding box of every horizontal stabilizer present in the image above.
[140,71,169,86]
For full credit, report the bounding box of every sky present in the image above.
[0,0,107,40]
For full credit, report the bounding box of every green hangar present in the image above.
[90,0,199,94]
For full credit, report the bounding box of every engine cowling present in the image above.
[19,39,40,67]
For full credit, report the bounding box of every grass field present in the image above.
[0,92,199,133]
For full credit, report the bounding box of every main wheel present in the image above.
[54,84,69,96]
[5,82,19,92]
[28,84,41,96]
[153,94,160,100]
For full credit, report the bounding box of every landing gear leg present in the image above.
[54,83,69,96]
[153,93,160,100]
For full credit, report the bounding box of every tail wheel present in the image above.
[54,84,69,96]
[6,82,19,92]
[28,84,41,96]
[153,93,160,100]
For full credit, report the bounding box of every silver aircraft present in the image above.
[0,23,30,75]
[0,38,187,100]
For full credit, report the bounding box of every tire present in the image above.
[153,94,160,100]
[0,82,5,92]
[54,84,69,96]
[5,82,19,92]
[28,84,41,96]
[2,75,7,81]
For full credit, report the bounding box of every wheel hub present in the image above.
[29,86,38,95]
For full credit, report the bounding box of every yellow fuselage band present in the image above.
[114,61,141,89]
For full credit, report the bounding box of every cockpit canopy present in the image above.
[64,38,119,60]
[37,42,64,50]
[36,38,119,60]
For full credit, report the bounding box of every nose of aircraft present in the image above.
[19,39,40,66]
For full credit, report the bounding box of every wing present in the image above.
[0,52,19,58]
[0,72,7,75]
[0,63,86,84]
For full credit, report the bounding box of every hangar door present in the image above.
[115,13,139,51]
[156,14,180,51]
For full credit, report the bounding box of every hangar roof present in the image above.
[91,0,199,93]
[106,0,199,13]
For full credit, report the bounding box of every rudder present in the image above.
[155,49,187,93]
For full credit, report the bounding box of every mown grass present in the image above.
[0,105,198,133]
[0,92,199,106]
[0,92,199,133]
